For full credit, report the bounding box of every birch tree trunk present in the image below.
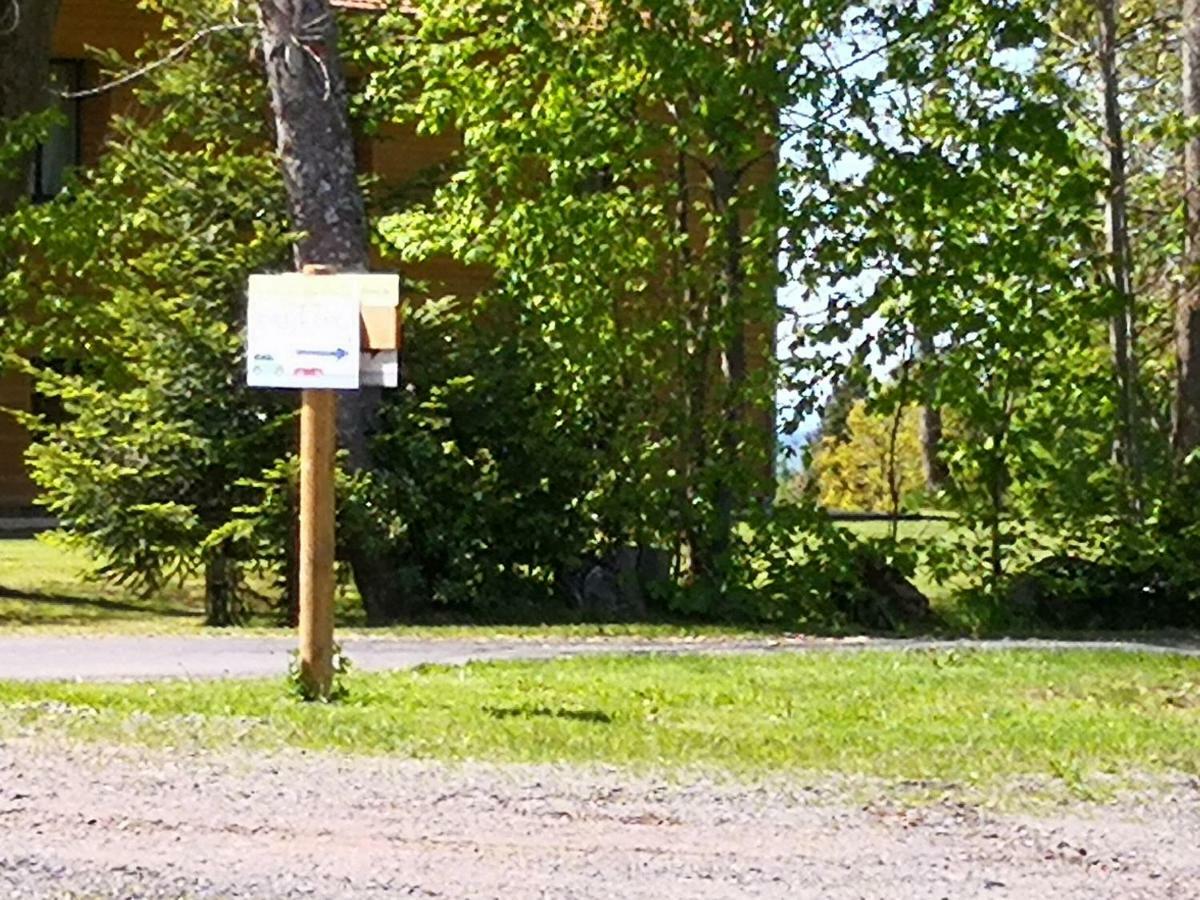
[1098,0,1143,504]
[256,0,404,623]
[0,0,62,213]
[1175,0,1200,461]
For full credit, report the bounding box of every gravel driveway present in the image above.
[0,738,1197,899]
[1,634,1198,682]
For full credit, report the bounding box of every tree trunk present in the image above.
[918,405,948,492]
[708,162,748,569]
[204,543,239,627]
[916,333,949,493]
[986,433,1010,591]
[1099,0,1144,501]
[0,0,62,213]
[256,0,405,623]
[1176,0,1200,461]
[675,151,716,581]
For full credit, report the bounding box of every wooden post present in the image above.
[298,388,336,698]
[297,263,338,699]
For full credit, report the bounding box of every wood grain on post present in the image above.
[298,263,338,699]
[298,388,336,698]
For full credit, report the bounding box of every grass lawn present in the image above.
[836,515,955,544]
[0,538,773,640]
[0,538,205,630]
[2,649,1198,803]
[2,519,959,635]
[6,530,1193,644]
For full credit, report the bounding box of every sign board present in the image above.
[247,274,398,390]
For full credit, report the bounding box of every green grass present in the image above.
[2,522,961,635]
[836,516,955,544]
[0,538,773,640]
[2,649,1197,803]
[0,538,205,630]
[6,530,1192,645]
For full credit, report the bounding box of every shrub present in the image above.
[1006,554,1200,631]
[677,503,930,632]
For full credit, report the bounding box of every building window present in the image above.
[31,61,83,202]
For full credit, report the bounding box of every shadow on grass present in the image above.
[483,704,613,724]
[0,585,196,619]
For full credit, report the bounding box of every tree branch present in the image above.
[54,21,256,100]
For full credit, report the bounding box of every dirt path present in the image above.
[0,634,1198,682]
[0,739,1196,899]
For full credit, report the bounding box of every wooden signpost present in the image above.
[247,265,402,698]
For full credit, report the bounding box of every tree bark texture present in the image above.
[256,0,403,623]
[0,0,62,214]
[1098,0,1144,498]
[708,162,749,568]
[916,332,949,493]
[204,543,239,627]
[1176,0,1200,461]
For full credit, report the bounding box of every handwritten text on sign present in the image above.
[245,274,384,390]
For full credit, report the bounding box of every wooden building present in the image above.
[0,0,777,510]
[0,0,483,509]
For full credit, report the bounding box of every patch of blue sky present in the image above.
[774,15,1041,460]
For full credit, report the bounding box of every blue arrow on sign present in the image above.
[298,348,350,360]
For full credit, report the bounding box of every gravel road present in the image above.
[0,634,1198,682]
[0,738,1197,899]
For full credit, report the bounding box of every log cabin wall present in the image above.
[0,0,154,508]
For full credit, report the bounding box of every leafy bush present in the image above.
[680,503,930,632]
[1000,488,1200,631]
[353,296,604,615]
[1006,554,1200,631]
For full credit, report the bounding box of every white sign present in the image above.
[246,274,365,390]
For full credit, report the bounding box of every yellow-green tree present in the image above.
[809,403,924,513]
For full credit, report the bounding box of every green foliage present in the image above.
[0,1,294,623]
[684,502,859,626]
[788,0,1121,591]
[286,642,353,703]
[7,0,1198,633]
[807,402,925,512]
[358,296,602,610]
[0,108,59,179]
[358,0,802,605]
[678,501,928,632]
